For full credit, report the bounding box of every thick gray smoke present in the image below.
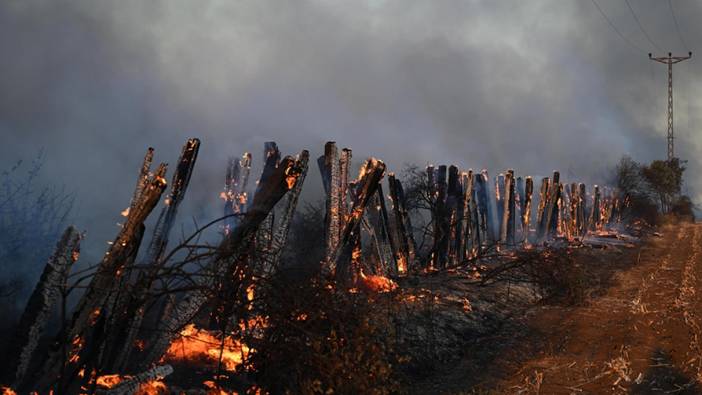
[1,0,701,270]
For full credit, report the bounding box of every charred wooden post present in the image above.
[473,172,489,252]
[501,170,516,246]
[388,174,413,274]
[591,185,601,231]
[319,142,341,264]
[522,177,533,244]
[516,176,524,239]
[536,177,550,239]
[223,153,252,233]
[432,165,449,268]
[577,183,586,236]
[142,154,305,371]
[376,183,399,275]
[366,191,394,274]
[542,171,560,240]
[5,227,81,388]
[393,178,417,270]
[35,151,169,392]
[339,148,352,222]
[446,166,461,265]
[99,365,173,395]
[327,159,386,281]
[269,150,310,268]
[109,139,201,371]
[481,170,497,245]
[495,173,505,241]
[256,142,281,271]
[570,184,578,236]
[457,172,471,263]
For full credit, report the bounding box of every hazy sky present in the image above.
[2,0,702,260]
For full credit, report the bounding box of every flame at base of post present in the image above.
[164,323,250,372]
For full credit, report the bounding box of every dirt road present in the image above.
[412,222,702,394]
[487,222,702,394]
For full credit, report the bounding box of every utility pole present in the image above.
[649,51,692,160]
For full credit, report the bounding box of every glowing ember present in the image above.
[135,380,167,395]
[164,324,249,372]
[202,380,228,395]
[358,271,397,293]
[96,374,125,388]
[120,207,130,217]
[1,387,17,395]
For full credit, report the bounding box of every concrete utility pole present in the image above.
[649,51,692,160]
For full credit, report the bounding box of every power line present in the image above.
[668,0,689,51]
[590,0,647,53]
[625,0,662,52]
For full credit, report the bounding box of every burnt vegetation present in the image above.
[0,139,681,394]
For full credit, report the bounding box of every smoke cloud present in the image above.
[2,0,702,264]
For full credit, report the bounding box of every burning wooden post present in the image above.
[223,153,252,233]
[495,173,505,241]
[318,142,341,265]
[366,191,395,275]
[541,171,561,240]
[458,171,473,262]
[142,153,306,371]
[98,364,173,395]
[326,159,386,281]
[500,170,516,246]
[388,173,414,274]
[108,139,200,371]
[516,177,524,239]
[269,150,310,268]
[5,227,81,389]
[432,165,449,268]
[473,171,490,253]
[578,183,587,236]
[522,177,533,244]
[536,177,550,239]
[256,142,282,272]
[376,183,399,275]
[591,185,601,231]
[35,149,169,392]
[446,166,461,265]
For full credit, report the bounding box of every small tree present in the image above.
[641,158,686,213]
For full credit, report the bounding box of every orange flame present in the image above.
[96,374,124,388]
[358,271,397,293]
[164,324,249,372]
[1,387,17,395]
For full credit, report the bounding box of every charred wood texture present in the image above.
[98,365,173,395]
[591,185,601,231]
[578,183,587,236]
[270,150,310,268]
[495,173,505,241]
[5,226,81,388]
[500,170,516,246]
[459,171,474,260]
[432,165,449,268]
[223,153,253,233]
[255,142,281,273]
[366,191,394,275]
[107,139,200,372]
[144,153,305,370]
[522,177,533,244]
[319,142,342,264]
[388,173,414,274]
[327,159,386,281]
[446,166,462,266]
[34,149,169,392]
[376,183,399,275]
